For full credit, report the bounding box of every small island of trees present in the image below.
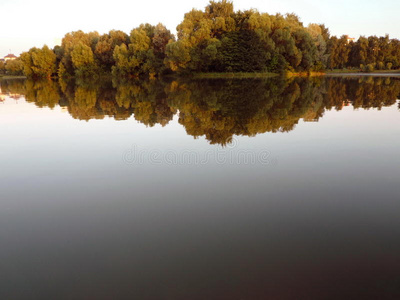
[1,0,400,78]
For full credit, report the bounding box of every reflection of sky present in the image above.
[1,95,400,206]
[1,0,399,57]
[1,95,400,299]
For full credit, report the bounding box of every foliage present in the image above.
[12,0,400,78]
[59,30,100,76]
[19,45,57,78]
[327,35,351,69]
[71,42,98,77]
[164,2,330,73]
[112,23,174,78]
[5,58,24,75]
[217,30,267,72]
[0,60,6,74]
[346,34,400,70]
[94,30,129,72]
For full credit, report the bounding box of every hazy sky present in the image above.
[1,0,399,57]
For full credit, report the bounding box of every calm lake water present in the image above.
[1,76,400,299]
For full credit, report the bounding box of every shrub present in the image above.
[365,64,375,73]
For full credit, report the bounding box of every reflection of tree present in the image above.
[114,79,176,126]
[323,77,400,110]
[69,86,98,120]
[59,78,135,121]
[168,78,327,144]
[24,80,61,108]
[9,76,400,145]
[324,78,349,110]
[0,79,26,99]
[349,77,399,109]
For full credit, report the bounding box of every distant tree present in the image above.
[367,36,379,65]
[271,24,301,71]
[71,42,98,77]
[217,30,267,72]
[113,23,173,77]
[349,36,368,67]
[20,45,56,78]
[9,0,400,77]
[319,24,331,42]
[307,24,329,70]
[5,58,24,75]
[389,39,400,68]
[112,43,137,77]
[365,63,375,73]
[58,62,67,78]
[94,30,129,72]
[377,35,390,68]
[60,30,100,76]
[0,60,5,74]
[164,40,192,72]
[328,35,350,69]
[293,28,317,70]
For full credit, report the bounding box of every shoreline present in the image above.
[324,72,400,77]
[2,72,400,81]
[0,75,27,80]
[192,72,279,79]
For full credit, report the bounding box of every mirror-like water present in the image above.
[1,76,400,299]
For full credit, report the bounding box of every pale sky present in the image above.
[1,0,399,58]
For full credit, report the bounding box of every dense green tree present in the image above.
[94,30,129,72]
[217,30,267,72]
[366,36,379,66]
[271,26,300,71]
[0,60,6,74]
[349,36,368,67]
[328,35,351,69]
[164,40,192,72]
[112,43,140,77]
[5,58,24,75]
[7,0,400,77]
[20,45,56,78]
[113,23,173,77]
[307,24,329,70]
[165,2,322,73]
[293,28,317,70]
[71,42,98,77]
[60,30,100,76]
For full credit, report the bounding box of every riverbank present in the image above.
[192,72,279,79]
[325,69,400,74]
[2,70,400,82]
[0,75,27,80]
[193,70,400,79]
[324,69,400,77]
[285,71,326,77]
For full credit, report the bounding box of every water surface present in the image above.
[1,76,400,299]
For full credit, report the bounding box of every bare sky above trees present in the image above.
[1,0,398,57]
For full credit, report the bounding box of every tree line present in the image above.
[2,76,399,144]
[1,0,400,78]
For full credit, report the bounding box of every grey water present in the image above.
[1,76,400,299]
